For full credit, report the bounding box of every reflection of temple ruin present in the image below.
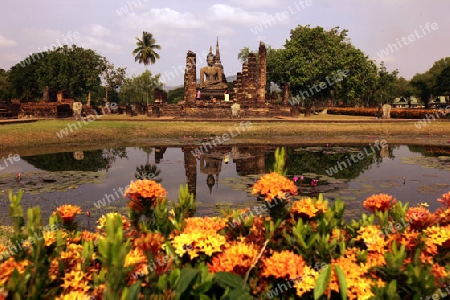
[182,145,269,197]
[154,147,167,163]
[199,155,222,193]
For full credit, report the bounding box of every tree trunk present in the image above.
[304,106,311,117]
[290,106,300,118]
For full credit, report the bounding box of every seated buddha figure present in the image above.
[199,52,227,89]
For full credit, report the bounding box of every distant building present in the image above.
[391,96,423,108]
[429,96,449,108]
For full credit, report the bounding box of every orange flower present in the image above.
[54,205,82,223]
[291,197,327,219]
[183,217,227,233]
[0,257,31,286]
[208,242,258,275]
[124,180,167,208]
[124,248,147,267]
[252,172,298,203]
[261,250,306,279]
[363,194,396,213]
[437,191,450,208]
[133,232,165,253]
[405,206,436,230]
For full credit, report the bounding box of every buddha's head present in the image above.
[206,52,215,66]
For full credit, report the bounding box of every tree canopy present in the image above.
[119,70,162,105]
[410,57,450,107]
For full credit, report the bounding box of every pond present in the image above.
[1,143,450,229]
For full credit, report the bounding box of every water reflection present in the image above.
[1,144,449,227]
[21,148,127,172]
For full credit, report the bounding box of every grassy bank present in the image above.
[1,116,450,157]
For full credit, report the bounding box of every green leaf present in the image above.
[314,264,331,300]
[334,265,347,300]
[175,268,199,299]
[215,272,247,291]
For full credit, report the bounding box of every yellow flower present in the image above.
[356,225,386,253]
[124,248,147,267]
[96,213,130,231]
[294,266,319,297]
[60,270,91,293]
[291,197,328,218]
[55,291,91,300]
[424,225,450,248]
[172,231,226,259]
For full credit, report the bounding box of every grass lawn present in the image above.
[1,115,450,157]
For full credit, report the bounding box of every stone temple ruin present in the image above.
[1,39,293,120]
[148,39,292,118]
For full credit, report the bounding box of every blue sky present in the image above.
[0,0,449,87]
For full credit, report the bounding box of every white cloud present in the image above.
[207,4,272,25]
[0,35,16,47]
[89,24,111,37]
[121,8,204,34]
[229,0,279,9]
[81,37,122,52]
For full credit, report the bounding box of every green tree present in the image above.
[132,31,161,106]
[237,47,251,63]
[266,25,378,110]
[0,69,12,101]
[374,62,399,105]
[9,52,49,101]
[410,57,450,108]
[33,45,105,102]
[167,86,184,104]
[101,59,127,102]
[433,65,450,96]
[119,71,162,105]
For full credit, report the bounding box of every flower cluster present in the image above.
[124,179,167,210]
[53,204,82,223]
[291,197,327,218]
[208,242,258,275]
[363,194,396,213]
[252,172,298,202]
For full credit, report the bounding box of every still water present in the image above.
[1,144,449,228]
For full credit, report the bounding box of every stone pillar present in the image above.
[247,53,257,103]
[282,82,291,106]
[57,91,63,103]
[236,72,244,103]
[257,42,267,102]
[184,51,196,104]
[87,92,91,106]
[43,86,50,102]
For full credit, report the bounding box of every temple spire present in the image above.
[215,37,221,63]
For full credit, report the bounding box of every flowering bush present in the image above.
[327,107,450,119]
[0,149,449,299]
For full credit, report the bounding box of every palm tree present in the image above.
[132,31,161,106]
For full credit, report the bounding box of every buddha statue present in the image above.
[199,53,227,89]
[199,40,228,89]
